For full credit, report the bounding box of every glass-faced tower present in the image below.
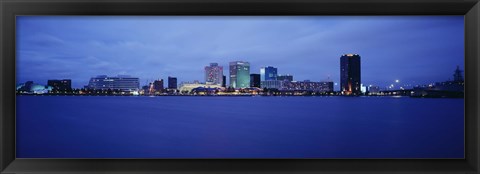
[229,61,250,88]
[260,66,278,81]
[340,54,361,95]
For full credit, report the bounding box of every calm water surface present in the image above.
[16,96,464,158]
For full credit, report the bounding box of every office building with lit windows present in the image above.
[282,80,334,93]
[260,66,278,81]
[340,54,361,95]
[87,75,140,91]
[229,61,250,88]
[261,80,283,89]
[205,63,224,85]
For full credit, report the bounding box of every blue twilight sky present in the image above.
[16,16,464,90]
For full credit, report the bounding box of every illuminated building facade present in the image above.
[260,66,278,81]
[179,82,222,93]
[261,80,283,89]
[361,84,368,94]
[340,54,361,95]
[87,75,139,91]
[282,81,334,93]
[229,61,250,88]
[205,63,224,85]
[16,81,52,94]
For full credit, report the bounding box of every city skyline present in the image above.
[17,16,464,89]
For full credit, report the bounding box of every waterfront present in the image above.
[16,96,464,158]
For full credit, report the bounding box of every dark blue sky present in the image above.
[16,16,464,89]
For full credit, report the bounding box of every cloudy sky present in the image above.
[16,16,464,89]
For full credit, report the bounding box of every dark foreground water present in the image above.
[16,96,464,158]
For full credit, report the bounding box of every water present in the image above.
[16,96,464,158]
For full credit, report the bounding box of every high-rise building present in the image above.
[340,54,361,95]
[153,79,164,92]
[229,61,250,88]
[168,76,177,89]
[250,74,260,88]
[222,75,226,87]
[47,79,72,91]
[205,63,224,85]
[87,75,139,91]
[277,74,293,82]
[260,66,278,81]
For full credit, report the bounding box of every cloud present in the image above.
[16,16,464,89]
[25,33,65,46]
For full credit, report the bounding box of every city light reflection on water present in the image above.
[16,96,464,158]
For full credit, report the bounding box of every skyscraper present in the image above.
[168,76,177,89]
[250,74,260,88]
[222,75,226,87]
[229,61,250,88]
[153,79,164,92]
[260,66,278,81]
[340,54,361,95]
[205,63,224,85]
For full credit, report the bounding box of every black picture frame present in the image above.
[1,0,479,173]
